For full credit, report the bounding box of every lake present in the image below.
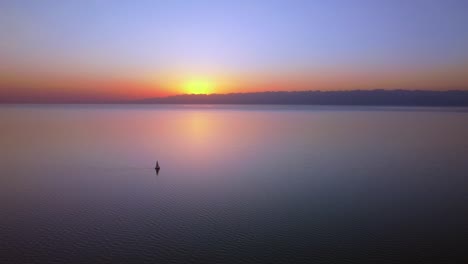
[1,105,468,263]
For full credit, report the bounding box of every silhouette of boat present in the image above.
[155,161,160,170]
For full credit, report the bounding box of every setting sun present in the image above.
[183,79,215,94]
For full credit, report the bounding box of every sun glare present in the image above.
[183,79,214,94]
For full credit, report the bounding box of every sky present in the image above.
[1,0,467,102]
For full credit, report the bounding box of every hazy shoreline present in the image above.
[2,90,468,106]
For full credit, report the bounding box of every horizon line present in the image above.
[2,89,468,105]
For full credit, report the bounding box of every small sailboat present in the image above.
[155,161,160,174]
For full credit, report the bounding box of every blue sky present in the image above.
[1,0,467,98]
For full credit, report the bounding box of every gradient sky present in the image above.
[1,0,467,102]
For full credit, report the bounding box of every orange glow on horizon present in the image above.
[1,63,468,102]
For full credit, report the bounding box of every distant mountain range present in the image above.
[136,90,468,106]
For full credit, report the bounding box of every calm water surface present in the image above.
[1,105,468,263]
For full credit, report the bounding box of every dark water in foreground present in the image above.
[1,105,468,263]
